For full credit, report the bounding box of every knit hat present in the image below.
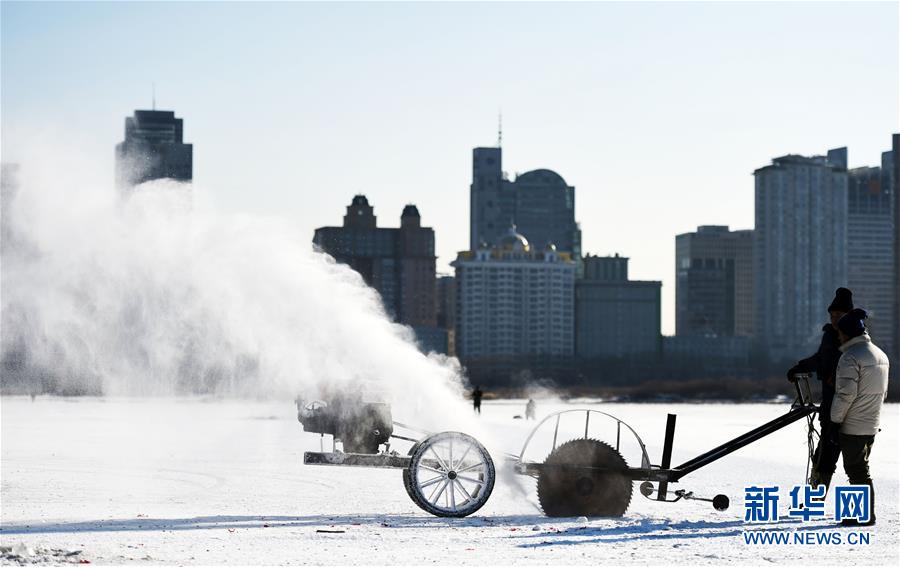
[837,308,868,338]
[828,287,854,313]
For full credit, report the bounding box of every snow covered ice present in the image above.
[1,397,897,565]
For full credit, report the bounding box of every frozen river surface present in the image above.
[1,397,897,565]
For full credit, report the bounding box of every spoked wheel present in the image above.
[537,439,632,517]
[402,431,495,517]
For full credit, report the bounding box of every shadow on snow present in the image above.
[2,514,546,535]
[1,513,838,543]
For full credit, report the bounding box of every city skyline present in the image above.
[2,1,897,334]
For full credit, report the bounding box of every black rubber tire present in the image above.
[401,441,421,504]
[537,438,632,517]
[404,431,495,518]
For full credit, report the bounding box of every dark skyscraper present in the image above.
[115,109,193,191]
[469,146,580,259]
[470,147,509,250]
[314,196,443,352]
[675,226,753,337]
[514,169,580,254]
[847,157,894,358]
[893,133,900,365]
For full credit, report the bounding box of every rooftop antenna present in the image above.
[152,82,156,110]
[497,110,503,148]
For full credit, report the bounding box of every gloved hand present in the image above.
[786,364,802,382]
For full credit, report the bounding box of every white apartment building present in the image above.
[452,226,575,359]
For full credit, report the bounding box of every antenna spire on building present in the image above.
[497,110,503,148]
[152,83,156,110]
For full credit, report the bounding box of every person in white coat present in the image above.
[831,308,890,526]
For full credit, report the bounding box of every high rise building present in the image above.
[576,254,661,358]
[893,133,900,366]
[753,148,848,360]
[847,157,894,358]
[115,109,193,191]
[452,226,575,359]
[314,196,443,351]
[675,226,753,337]
[470,147,510,250]
[469,147,581,260]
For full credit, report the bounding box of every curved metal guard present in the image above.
[516,409,652,472]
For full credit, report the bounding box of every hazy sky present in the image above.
[2,1,898,334]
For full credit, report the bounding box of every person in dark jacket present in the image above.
[786,287,853,492]
[472,386,484,414]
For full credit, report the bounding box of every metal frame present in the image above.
[303,421,428,468]
[304,451,413,468]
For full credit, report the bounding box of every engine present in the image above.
[296,395,393,454]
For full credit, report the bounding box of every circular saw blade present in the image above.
[537,438,633,517]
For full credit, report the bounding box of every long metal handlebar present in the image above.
[650,375,819,488]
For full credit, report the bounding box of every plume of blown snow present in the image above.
[1,139,473,431]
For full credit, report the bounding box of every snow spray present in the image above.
[0,144,476,432]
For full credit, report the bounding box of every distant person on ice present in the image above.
[830,308,889,526]
[787,287,852,492]
[472,386,483,414]
[525,399,536,420]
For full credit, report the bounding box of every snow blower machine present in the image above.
[298,375,819,518]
